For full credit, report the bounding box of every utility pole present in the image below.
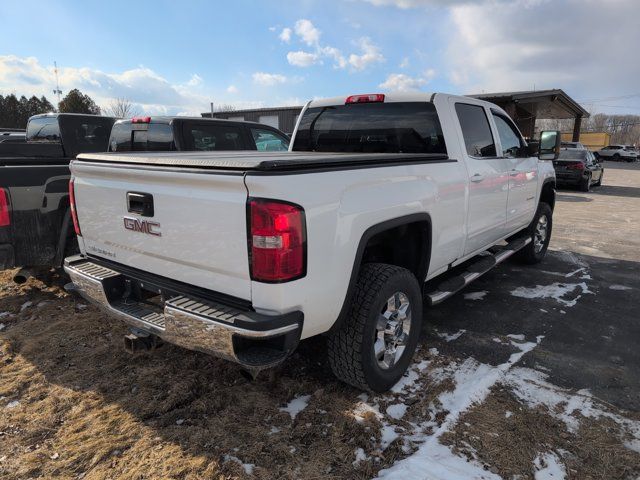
[53,61,63,106]
[210,102,214,118]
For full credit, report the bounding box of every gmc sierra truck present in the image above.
[1,113,116,274]
[64,93,559,392]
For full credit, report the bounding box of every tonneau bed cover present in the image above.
[76,150,449,171]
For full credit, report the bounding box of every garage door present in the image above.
[258,115,279,129]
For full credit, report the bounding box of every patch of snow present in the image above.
[280,394,311,420]
[175,419,184,425]
[492,337,502,343]
[539,309,548,313]
[565,268,585,278]
[609,284,632,291]
[268,426,280,435]
[353,447,368,466]
[224,455,255,475]
[386,403,408,420]
[510,282,592,307]
[437,329,466,342]
[0,323,5,331]
[391,368,420,394]
[0,312,12,319]
[507,334,525,342]
[37,301,49,308]
[428,347,439,356]
[380,424,399,449]
[463,291,487,301]
[505,367,640,450]
[376,336,543,480]
[533,452,566,479]
[20,301,33,312]
[6,400,20,409]
[505,411,513,418]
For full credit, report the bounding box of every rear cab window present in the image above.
[109,122,175,152]
[181,123,245,151]
[292,102,447,154]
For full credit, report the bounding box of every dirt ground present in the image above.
[1,161,639,479]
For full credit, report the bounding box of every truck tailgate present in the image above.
[71,160,251,300]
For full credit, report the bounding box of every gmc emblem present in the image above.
[123,217,161,236]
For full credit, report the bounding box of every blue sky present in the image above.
[1,0,639,115]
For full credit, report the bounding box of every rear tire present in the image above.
[327,263,422,392]
[580,174,592,192]
[613,153,620,161]
[516,203,552,265]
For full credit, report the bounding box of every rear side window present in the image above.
[455,103,496,157]
[182,124,244,151]
[27,117,61,143]
[292,102,447,154]
[251,128,289,151]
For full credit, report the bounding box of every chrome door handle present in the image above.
[470,173,484,183]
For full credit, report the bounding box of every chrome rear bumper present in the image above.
[64,256,303,370]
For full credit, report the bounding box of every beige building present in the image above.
[561,132,611,151]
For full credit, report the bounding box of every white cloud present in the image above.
[294,19,321,46]
[379,69,436,92]
[187,74,203,87]
[0,55,212,115]
[348,37,385,71]
[279,27,292,43]
[287,50,320,67]
[252,72,287,86]
[445,0,640,104]
[400,57,410,68]
[226,84,238,94]
[320,46,348,69]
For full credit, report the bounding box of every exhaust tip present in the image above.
[13,269,32,285]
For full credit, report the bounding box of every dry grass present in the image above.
[441,386,640,480]
[0,270,396,479]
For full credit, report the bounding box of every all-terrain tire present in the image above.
[516,202,553,265]
[327,263,422,392]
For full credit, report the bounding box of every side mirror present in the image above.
[538,130,561,161]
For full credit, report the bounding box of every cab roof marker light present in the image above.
[345,94,385,105]
[131,116,151,124]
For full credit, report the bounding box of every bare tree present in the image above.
[104,97,140,118]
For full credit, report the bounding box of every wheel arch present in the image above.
[328,213,432,334]
[540,178,556,211]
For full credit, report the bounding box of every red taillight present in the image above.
[566,162,585,170]
[69,179,81,236]
[132,116,151,124]
[248,198,306,282]
[345,93,385,104]
[0,188,10,227]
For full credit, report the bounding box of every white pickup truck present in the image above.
[64,93,559,392]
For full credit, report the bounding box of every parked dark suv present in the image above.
[553,148,604,192]
[108,116,289,153]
